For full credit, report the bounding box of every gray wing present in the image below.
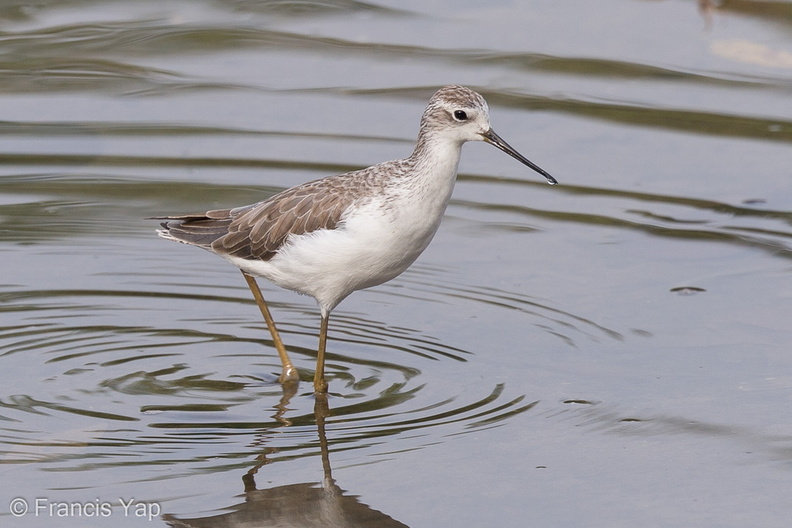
[157,176,357,261]
[215,178,354,260]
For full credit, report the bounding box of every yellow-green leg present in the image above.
[241,272,299,383]
[314,314,329,393]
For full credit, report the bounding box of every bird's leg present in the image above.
[313,314,330,393]
[241,272,299,383]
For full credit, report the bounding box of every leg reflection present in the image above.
[164,393,408,527]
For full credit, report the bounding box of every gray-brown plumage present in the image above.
[159,174,363,261]
[154,85,556,393]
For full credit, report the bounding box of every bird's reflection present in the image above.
[163,386,408,528]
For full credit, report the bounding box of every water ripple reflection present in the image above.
[163,395,411,528]
[0,286,537,477]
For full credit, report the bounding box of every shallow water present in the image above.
[1,1,792,526]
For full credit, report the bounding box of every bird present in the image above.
[155,85,557,394]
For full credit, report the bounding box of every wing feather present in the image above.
[155,166,387,261]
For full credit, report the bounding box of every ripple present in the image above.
[0,286,537,478]
[389,272,627,347]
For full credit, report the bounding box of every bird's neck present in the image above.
[408,134,463,185]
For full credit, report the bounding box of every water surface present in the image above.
[1,1,792,527]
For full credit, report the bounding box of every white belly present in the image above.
[224,195,447,314]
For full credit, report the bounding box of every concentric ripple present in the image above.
[0,284,537,479]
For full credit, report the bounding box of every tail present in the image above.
[153,210,233,249]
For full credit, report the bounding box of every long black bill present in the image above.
[482,128,557,185]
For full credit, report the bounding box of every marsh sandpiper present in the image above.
[156,85,557,393]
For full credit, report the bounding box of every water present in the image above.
[1,1,792,526]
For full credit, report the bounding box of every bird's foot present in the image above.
[313,378,328,394]
[278,365,300,384]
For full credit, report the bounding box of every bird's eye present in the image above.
[453,110,468,121]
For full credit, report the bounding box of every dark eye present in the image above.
[453,110,468,121]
